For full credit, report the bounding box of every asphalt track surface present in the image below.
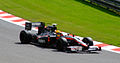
[0,19,120,63]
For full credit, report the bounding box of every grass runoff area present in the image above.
[0,0,120,46]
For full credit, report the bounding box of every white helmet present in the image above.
[52,23,57,26]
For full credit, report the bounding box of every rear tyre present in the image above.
[20,30,32,44]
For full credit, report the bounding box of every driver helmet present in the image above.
[52,23,57,26]
[55,30,61,33]
[55,30,61,37]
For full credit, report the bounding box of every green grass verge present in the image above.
[0,0,120,46]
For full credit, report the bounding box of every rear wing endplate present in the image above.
[25,22,45,30]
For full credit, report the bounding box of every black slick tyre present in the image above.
[19,30,32,44]
[56,37,68,51]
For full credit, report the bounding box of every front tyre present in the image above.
[56,37,68,51]
[82,37,94,51]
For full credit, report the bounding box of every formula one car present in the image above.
[19,22,101,52]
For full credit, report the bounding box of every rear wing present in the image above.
[25,22,45,30]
